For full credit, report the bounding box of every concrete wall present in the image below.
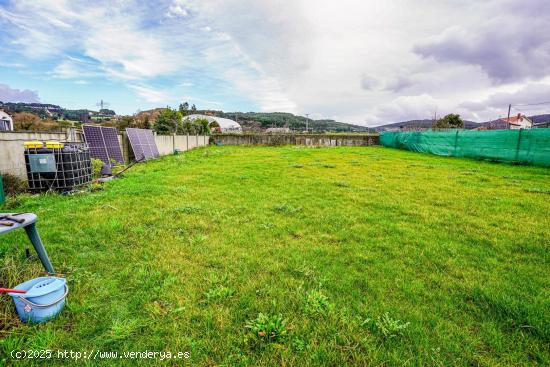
[211,133,379,147]
[0,131,80,179]
[153,134,208,156]
[1,130,208,179]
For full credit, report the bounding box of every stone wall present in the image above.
[211,133,379,147]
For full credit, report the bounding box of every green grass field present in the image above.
[1,146,549,366]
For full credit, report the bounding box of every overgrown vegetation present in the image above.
[91,158,104,179]
[0,146,549,365]
[154,107,211,135]
[0,173,27,196]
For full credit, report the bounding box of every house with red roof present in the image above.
[477,113,533,130]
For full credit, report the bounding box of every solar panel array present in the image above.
[126,128,160,161]
[82,125,124,164]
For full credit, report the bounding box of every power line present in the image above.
[512,101,550,107]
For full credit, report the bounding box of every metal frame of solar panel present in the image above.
[82,125,124,164]
[126,128,160,161]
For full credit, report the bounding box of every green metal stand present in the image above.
[0,174,5,206]
[0,213,55,274]
[24,223,55,274]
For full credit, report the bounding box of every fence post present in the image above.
[515,129,523,162]
[454,130,459,156]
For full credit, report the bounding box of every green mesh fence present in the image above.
[380,129,550,167]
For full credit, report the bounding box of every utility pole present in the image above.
[507,104,511,121]
[305,113,309,133]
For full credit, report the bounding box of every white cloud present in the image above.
[51,57,100,79]
[129,85,173,103]
[167,0,189,17]
[2,0,550,123]
[0,83,40,103]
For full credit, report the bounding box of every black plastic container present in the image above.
[25,143,92,192]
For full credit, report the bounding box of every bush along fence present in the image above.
[380,129,550,167]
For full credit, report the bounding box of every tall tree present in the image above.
[433,114,464,129]
[178,102,189,117]
[154,107,182,135]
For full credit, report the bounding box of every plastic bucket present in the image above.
[8,277,68,323]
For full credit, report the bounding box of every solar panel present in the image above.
[82,125,124,164]
[126,128,159,161]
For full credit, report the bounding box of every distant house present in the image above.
[478,114,533,130]
[0,110,13,131]
[265,127,291,134]
[186,114,242,134]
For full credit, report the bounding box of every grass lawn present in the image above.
[1,145,549,366]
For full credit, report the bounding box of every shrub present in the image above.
[246,313,287,342]
[91,159,104,179]
[1,173,27,196]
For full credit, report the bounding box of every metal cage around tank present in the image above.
[24,142,93,192]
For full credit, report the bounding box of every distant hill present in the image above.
[530,114,550,124]
[374,119,480,131]
[197,110,372,132]
[0,101,114,122]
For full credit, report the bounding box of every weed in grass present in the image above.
[205,273,229,284]
[291,337,307,352]
[205,286,235,302]
[172,186,187,194]
[322,164,336,168]
[190,234,208,245]
[246,313,287,342]
[525,187,550,195]
[364,312,411,339]
[273,203,302,215]
[174,205,202,214]
[291,164,304,168]
[304,290,333,316]
[334,181,350,188]
[260,222,274,229]
[148,300,170,316]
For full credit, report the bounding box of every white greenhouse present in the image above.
[186,114,242,134]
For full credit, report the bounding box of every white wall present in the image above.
[154,134,208,155]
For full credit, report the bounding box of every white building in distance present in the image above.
[0,110,13,131]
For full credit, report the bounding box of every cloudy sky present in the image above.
[1,0,549,125]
